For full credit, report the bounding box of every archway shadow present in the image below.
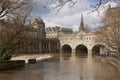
[75,45,88,58]
[61,44,72,57]
[92,44,107,57]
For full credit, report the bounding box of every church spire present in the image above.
[79,14,85,31]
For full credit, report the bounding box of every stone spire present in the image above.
[79,14,85,31]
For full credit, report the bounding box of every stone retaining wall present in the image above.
[0,60,25,71]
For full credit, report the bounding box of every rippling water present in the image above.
[0,53,120,80]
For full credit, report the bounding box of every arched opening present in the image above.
[61,44,72,53]
[61,44,72,57]
[92,44,106,56]
[75,45,88,57]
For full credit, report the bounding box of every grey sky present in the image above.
[31,0,118,31]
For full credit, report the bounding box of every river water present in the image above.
[0,53,120,80]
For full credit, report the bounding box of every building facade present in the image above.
[0,13,113,56]
[46,15,108,56]
[46,26,73,38]
[16,18,60,53]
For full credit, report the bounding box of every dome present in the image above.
[33,17,44,24]
[32,17,45,29]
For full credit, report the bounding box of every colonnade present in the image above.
[41,41,60,53]
[17,39,60,53]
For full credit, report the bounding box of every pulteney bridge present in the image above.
[59,15,108,57]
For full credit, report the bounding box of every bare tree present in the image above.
[99,7,120,53]
[0,0,32,18]
[0,0,32,60]
[101,22,120,54]
[50,0,119,13]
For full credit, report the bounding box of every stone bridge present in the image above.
[59,31,108,57]
[58,14,109,57]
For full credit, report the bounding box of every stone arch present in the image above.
[75,44,88,57]
[61,44,72,53]
[92,44,107,56]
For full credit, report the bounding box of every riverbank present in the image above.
[11,54,53,63]
[95,56,120,72]
[95,56,120,67]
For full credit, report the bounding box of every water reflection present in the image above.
[75,53,88,58]
[0,53,120,80]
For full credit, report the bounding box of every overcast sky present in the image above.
[31,0,118,31]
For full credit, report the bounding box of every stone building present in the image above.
[46,26,73,38]
[0,15,109,56]
[0,18,60,54]
[46,15,107,57]
[19,18,60,53]
[32,18,46,39]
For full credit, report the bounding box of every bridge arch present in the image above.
[75,44,88,57]
[92,44,106,56]
[61,44,72,53]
